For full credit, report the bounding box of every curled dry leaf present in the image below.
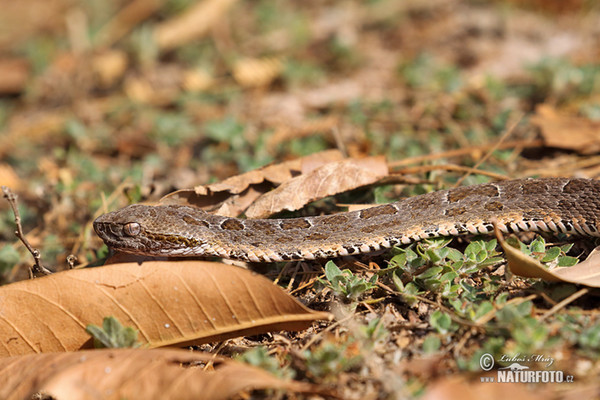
[160,149,344,216]
[0,261,331,357]
[497,231,600,287]
[0,348,319,400]
[531,104,600,154]
[245,156,389,218]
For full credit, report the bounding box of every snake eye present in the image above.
[123,222,141,236]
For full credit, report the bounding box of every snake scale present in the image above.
[94,178,600,262]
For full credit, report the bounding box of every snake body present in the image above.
[94,178,600,262]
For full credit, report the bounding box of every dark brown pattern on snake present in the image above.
[93,178,600,262]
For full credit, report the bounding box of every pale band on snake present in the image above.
[94,177,600,262]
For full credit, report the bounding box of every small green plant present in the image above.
[526,58,600,103]
[430,310,459,335]
[457,337,506,371]
[303,340,362,380]
[237,347,293,379]
[390,238,503,300]
[578,324,600,354]
[397,53,463,92]
[391,273,424,306]
[86,316,141,349]
[422,335,441,354]
[319,261,377,301]
[495,301,550,354]
[507,236,578,267]
[359,317,389,344]
[0,245,20,275]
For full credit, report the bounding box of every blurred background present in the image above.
[1,0,599,274]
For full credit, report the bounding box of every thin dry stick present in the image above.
[388,139,543,168]
[300,313,356,351]
[474,294,538,325]
[394,164,509,181]
[453,328,476,359]
[453,113,525,187]
[273,261,290,286]
[330,125,348,158]
[289,273,325,295]
[539,288,589,321]
[2,186,52,277]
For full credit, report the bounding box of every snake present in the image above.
[93,177,600,262]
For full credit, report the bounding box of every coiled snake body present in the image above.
[94,178,600,262]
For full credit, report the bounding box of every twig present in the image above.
[331,125,348,158]
[388,138,543,168]
[289,272,325,295]
[394,164,509,181]
[539,288,589,321]
[2,186,52,277]
[300,313,356,351]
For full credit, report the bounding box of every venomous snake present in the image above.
[94,177,600,262]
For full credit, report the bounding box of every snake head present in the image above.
[93,204,210,256]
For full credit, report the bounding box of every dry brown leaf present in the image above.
[298,80,363,109]
[92,49,128,89]
[531,104,600,154]
[497,231,600,287]
[160,150,344,216]
[0,163,22,192]
[124,64,184,106]
[0,348,319,400]
[232,57,284,88]
[155,0,238,51]
[0,57,29,94]
[245,156,389,218]
[0,0,70,51]
[95,0,163,47]
[0,110,67,160]
[423,376,545,400]
[182,68,214,92]
[0,261,330,357]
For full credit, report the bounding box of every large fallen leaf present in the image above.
[0,261,331,357]
[245,156,389,218]
[160,149,344,216]
[0,348,320,400]
[497,231,600,287]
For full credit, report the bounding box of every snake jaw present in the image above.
[93,220,144,254]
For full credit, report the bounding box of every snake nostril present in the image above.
[109,224,121,236]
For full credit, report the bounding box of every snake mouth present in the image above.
[93,221,129,249]
[93,220,148,253]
